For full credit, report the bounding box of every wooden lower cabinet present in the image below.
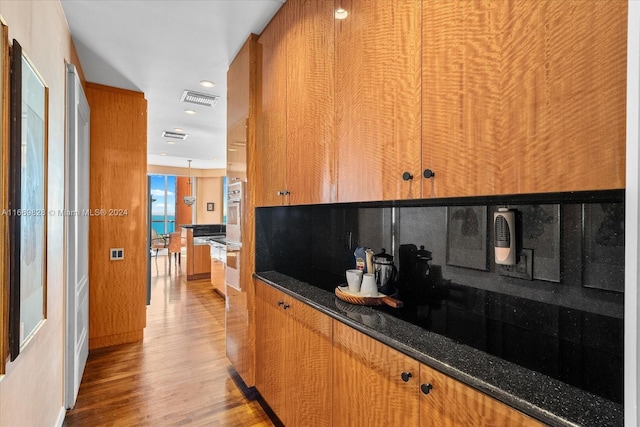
[333,321,420,427]
[333,321,544,427]
[255,280,333,426]
[225,284,252,385]
[210,258,225,296]
[419,364,544,427]
[256,281,545,426]
[186,229,211,280]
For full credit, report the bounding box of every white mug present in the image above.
[360,273,377,296]
[346,269,363,293]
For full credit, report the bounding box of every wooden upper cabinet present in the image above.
[257,4,288,207]
[335,0,422,202]
[256,0,335,206]
[286,0,336,205]
[497,0,626,194]
[419,363,544,427]
[333,321,420,427]
[422,0,501,198]
[422,0,627,198]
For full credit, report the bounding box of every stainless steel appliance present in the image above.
[226,181,243,244]
[372,248,397,294]
[225,181,244,290]
[225,242,241,290]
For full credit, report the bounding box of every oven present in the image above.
[226,181,243,244]
[226,181,244,290]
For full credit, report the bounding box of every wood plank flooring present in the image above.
[64,254,274,426]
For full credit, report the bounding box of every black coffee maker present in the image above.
[399,244,432,286]
[398,244,440,307]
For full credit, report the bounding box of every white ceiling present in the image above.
[61,0,284,170]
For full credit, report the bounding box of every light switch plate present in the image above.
[498,248,533,280]
[110,248,124,260]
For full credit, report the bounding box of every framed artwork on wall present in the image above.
[207,202,214,211]
[515,204,561,283]
[0,20,8,372]
[582,203,624,292]
[8,39,48,360]
[446,206,488,271]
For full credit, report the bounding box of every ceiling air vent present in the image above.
[180,90,220,107]
[162,130,188,140]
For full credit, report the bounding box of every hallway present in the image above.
[63,256,274,426]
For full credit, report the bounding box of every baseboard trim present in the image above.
[55,406,66,427]
[89,330,143,349]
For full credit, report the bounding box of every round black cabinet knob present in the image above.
[283,303,290,310]
[421,383,433,394]
[402,172,413,181]
[401,372,413,382]
[423,169,435,179]
[277,301,284,307]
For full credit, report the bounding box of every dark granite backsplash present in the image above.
[255,190,624,404]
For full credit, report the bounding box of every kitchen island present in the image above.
[182,224,225,281]
[254,271,622,427]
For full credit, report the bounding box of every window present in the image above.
[150,175,176,235]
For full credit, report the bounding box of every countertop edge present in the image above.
[254,271,623,427]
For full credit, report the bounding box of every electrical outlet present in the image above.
[498,248,533,280]
[110,248,124,260]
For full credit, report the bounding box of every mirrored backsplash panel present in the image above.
[255,190,624,404]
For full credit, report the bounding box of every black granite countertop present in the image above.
[181,224,226,237]
[254,271,623,427]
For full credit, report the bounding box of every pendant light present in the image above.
[183,160,196,206]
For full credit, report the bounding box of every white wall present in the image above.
[0,1,77,426]
[195,176,224,224]
[626,1,640,425]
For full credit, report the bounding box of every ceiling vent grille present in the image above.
[180,90,220,107]
[162,130,188,140]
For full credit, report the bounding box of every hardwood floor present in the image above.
[64,254,274,427]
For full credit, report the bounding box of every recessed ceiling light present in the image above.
[335,8,348,19]
[184,109,196,115]
[167,141,175,145]
[160,152,167,156]
[200,80,215,88]
[174,127,184,132]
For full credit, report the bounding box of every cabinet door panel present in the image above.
[286,0,335,205]
[225,285,252,385]
[286,300,333,426]
[419,363,543,427]
[333,321,419,427]
[257,6,288,206]
[496,0,626,194]
[423,0,626,197]
[336,0,422,202]
[255,281,288,420]
[422,0,500,198]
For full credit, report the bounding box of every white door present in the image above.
[64,64,90,409]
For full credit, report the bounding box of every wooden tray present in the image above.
[335,286,403,308]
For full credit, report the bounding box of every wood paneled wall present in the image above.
[85,83,147,349]
[175,176,192,226]
[227,34,259,386]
